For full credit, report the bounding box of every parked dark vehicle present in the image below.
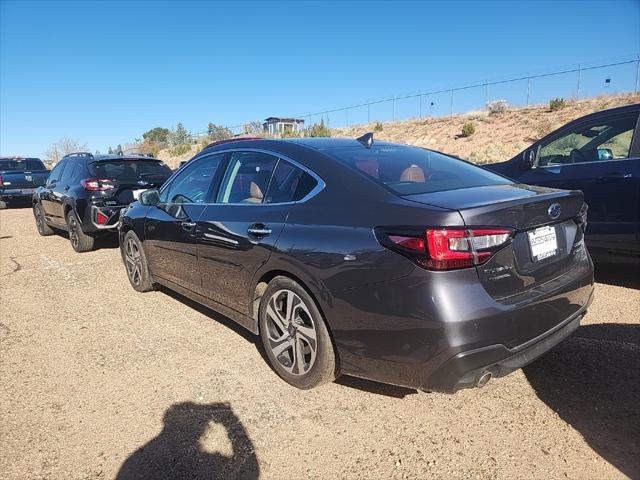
[0,157,49,208]
[33,153,172,252]
[119,137,594,392]
[485,103,640,264]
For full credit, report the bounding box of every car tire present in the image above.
[123,230,155,292]
[33,203,54,236]
[259,276,338,389]
[66,210,95,253]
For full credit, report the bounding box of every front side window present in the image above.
[160,153,223,204]
[536,113,638,167]
[217,152,278,204]
[328,145,511,195]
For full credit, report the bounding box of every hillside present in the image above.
[333,92,639,164]
[156,92,639,169]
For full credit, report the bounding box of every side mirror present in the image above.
[521,149,535,171]
[139,188,160,206]
[597,148,613,160]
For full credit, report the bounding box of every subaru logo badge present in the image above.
[548,203,561,220]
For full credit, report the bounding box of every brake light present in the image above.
[81,178,115,191]
[377,227,514,270]
[0,175,3,187]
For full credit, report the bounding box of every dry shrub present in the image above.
[487,100,508,115]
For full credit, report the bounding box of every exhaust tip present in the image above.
[476,371,492,388]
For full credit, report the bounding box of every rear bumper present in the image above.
[0,190,34,201]
[330,247,594,393]
[82,204,126,232]
[424,301,588,392]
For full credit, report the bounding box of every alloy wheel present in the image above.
[124,237,143,286]
[265,289,318,375]
[68,215,79,249]
[34,205,44,234]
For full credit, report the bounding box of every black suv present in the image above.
[33,152,172,252]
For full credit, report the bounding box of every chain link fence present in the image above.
[203,55,639,137]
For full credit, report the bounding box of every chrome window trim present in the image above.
[533,155,640,170]
[204,147,326,206]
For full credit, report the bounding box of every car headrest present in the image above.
[249,170,271,201]
[400,164,425,182]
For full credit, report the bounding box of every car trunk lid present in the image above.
[404,183,588,300]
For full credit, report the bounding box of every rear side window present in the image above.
[328,145,511,195]
[217,152,278,204]
[264,159,318,203]
[90,160,172,181]
[60,159,81,183]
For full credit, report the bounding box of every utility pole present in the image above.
[635,54,640,93]
[450,89,454,116]
[576,64,581,99]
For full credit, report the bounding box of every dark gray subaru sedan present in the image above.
[119,136,594,392]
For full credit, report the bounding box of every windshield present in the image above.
[89,160,172,181]
[0,159,47,172]
[327,145,511,195]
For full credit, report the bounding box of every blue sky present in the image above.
[1,0,639,156]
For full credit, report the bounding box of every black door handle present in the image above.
[599,172,631,182]
[248,224,272,237]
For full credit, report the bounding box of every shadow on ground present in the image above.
[159,287,418,399]
[594,262,640,289]
[116,402,259,480]
[524,323,640,478]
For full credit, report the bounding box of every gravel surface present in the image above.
[1,207,638,480]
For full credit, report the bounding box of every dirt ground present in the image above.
[0,206,638,480]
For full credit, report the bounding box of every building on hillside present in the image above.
[263,117,305,135]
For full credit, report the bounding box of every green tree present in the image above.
[108,147,114,154]
[305,118,331,137]
[207,123,232,142]
[116,144,123,155]
[142,127,170,144]
[169,122,191,146]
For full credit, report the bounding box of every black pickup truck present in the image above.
[0,157,49,208]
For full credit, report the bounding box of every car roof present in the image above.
[565,102,640,125]
[91,154,161,162]
[200,136,397,154]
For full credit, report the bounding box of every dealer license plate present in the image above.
[528,225,558,261]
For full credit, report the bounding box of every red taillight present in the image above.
[379,227,513,270]
[0,175,3,186]
[81,178,115,191]
[95,210,109,225]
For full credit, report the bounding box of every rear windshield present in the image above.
[89,160,172,181]
[327,145,511,195]
[0,159,47,172]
